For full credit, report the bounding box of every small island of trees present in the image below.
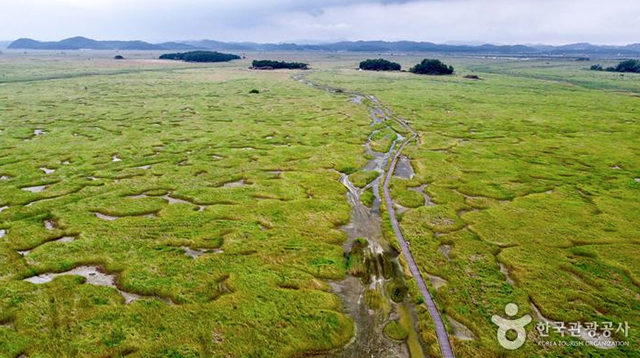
[410,59,454,75]
[159,51,241,63]
[590,59,640,73]
[359,58,401,71]
[251,60,309,70]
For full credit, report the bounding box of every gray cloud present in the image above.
[1,0,639,45]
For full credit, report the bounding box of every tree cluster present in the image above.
[251,60,309,70]
[410,59,454,75]
[590,60,640,73]
[159,51,241,63]
[359,58,401,71]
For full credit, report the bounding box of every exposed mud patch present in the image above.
[446,315,476,341]
[223,179,246,188]
[499,263,515,285]
[25,197,55,207]
[409,184,436,207]
[350,95,364,104]
[55,236,76,243]
[163,194,193,205]
[181,246,223,258]
[23,266,171,305]
[94,212,119,221]
[426,273,448,290]
[438,245,452,260]
[394,203,410,215]
[22,185,47,193]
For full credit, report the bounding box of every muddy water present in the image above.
[394,156,415,180]
[324,172,412,358]
[295,74,426,357]
[318,101,424,358]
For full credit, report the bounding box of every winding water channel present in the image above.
[295,74,455,358]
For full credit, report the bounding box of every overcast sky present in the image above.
[1,0,640,45]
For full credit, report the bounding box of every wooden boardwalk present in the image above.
[383,132,457,358]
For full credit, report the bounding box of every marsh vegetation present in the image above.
[0,53,638,358]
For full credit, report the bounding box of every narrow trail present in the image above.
[295,73,455,358]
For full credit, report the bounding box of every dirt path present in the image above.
[295,73,455,358]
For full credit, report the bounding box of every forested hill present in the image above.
[8,37,640,56]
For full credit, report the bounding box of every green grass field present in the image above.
[0,52,638,357]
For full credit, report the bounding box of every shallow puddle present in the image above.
[137,165,151,170]
[0,206,8,213]
[393,156,414,179]
[40,167,55,174]
[22,185,47,193]
[33,129,46,135]
[0,176,10,180]
[112,155,122,162]
[0,229,6,238]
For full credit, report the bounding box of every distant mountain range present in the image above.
[7,36,640,56]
